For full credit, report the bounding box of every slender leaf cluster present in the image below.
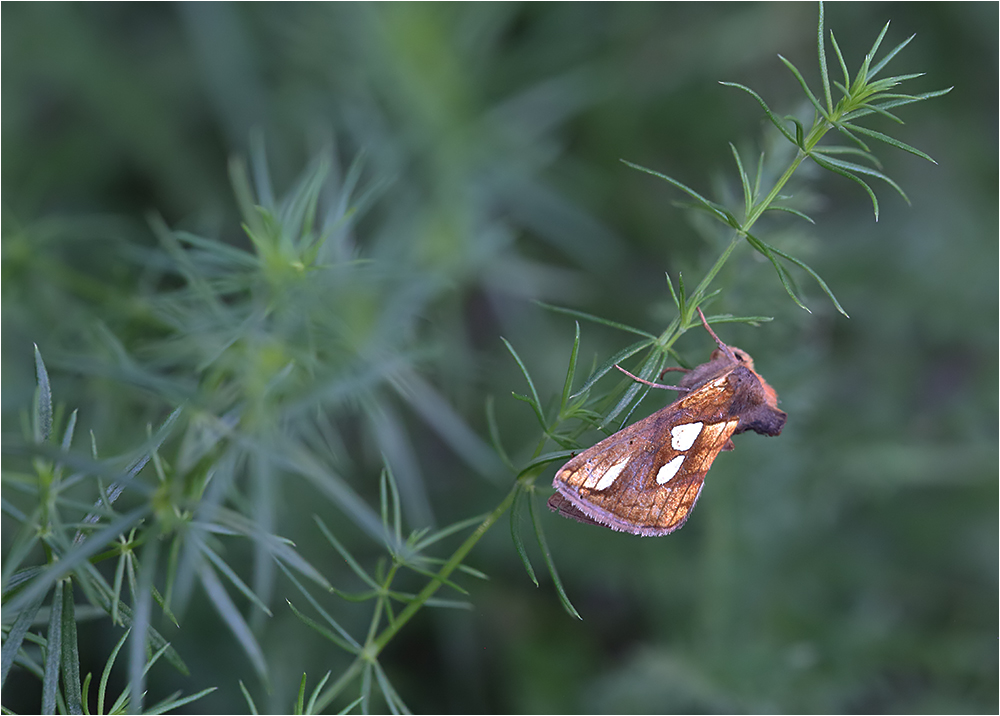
[2,143,498,712]
[269,465,499,714]
[2,350,213,715]
[624,1,948,326]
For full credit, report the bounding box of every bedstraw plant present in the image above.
[1,4,948,713]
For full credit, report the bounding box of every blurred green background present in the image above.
[2,2,996,713]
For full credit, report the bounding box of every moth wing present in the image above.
[550,402,740,536]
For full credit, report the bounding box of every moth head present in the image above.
[725,365,786,435]
[710,345,755,370]
[714,346,780,411]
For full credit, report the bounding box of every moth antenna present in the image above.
[615,364,689,393]
[696,307,738,362]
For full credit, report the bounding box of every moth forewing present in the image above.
[548,402,741,535]
[549,373,747,536]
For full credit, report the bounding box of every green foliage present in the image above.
[626,3,949,326]
[3,140,514,711]
[3,3,994,714]
[2,351,211,714]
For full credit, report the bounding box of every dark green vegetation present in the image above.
[2,3,996,713]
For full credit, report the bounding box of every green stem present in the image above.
[746,151,808,229]
[678,113,841,324]
[372,483,518,652]
[313,659,365,713]
[687,233,743,317]
[366,562,400,644]
[749,118,835,227]
[314,482,520,712]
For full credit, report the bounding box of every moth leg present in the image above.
[614,364,688,393]
[659,365,689,377]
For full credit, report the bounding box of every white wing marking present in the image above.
[670,422,704,451]
[656,455,685,485]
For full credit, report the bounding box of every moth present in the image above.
[548,309,786,536]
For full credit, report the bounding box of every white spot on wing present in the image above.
[670,422,703,451]
[656,455,685,484]
[594,457,630,491]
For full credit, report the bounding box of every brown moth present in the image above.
[548,309,786,536]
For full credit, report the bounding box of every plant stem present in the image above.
[749,117,835,229]
[314,482,520,712]
[681,117,837,325]
[747,151,808,229]
[372,483,518,651]
[313,659,364,713]
[687,233,744,319]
